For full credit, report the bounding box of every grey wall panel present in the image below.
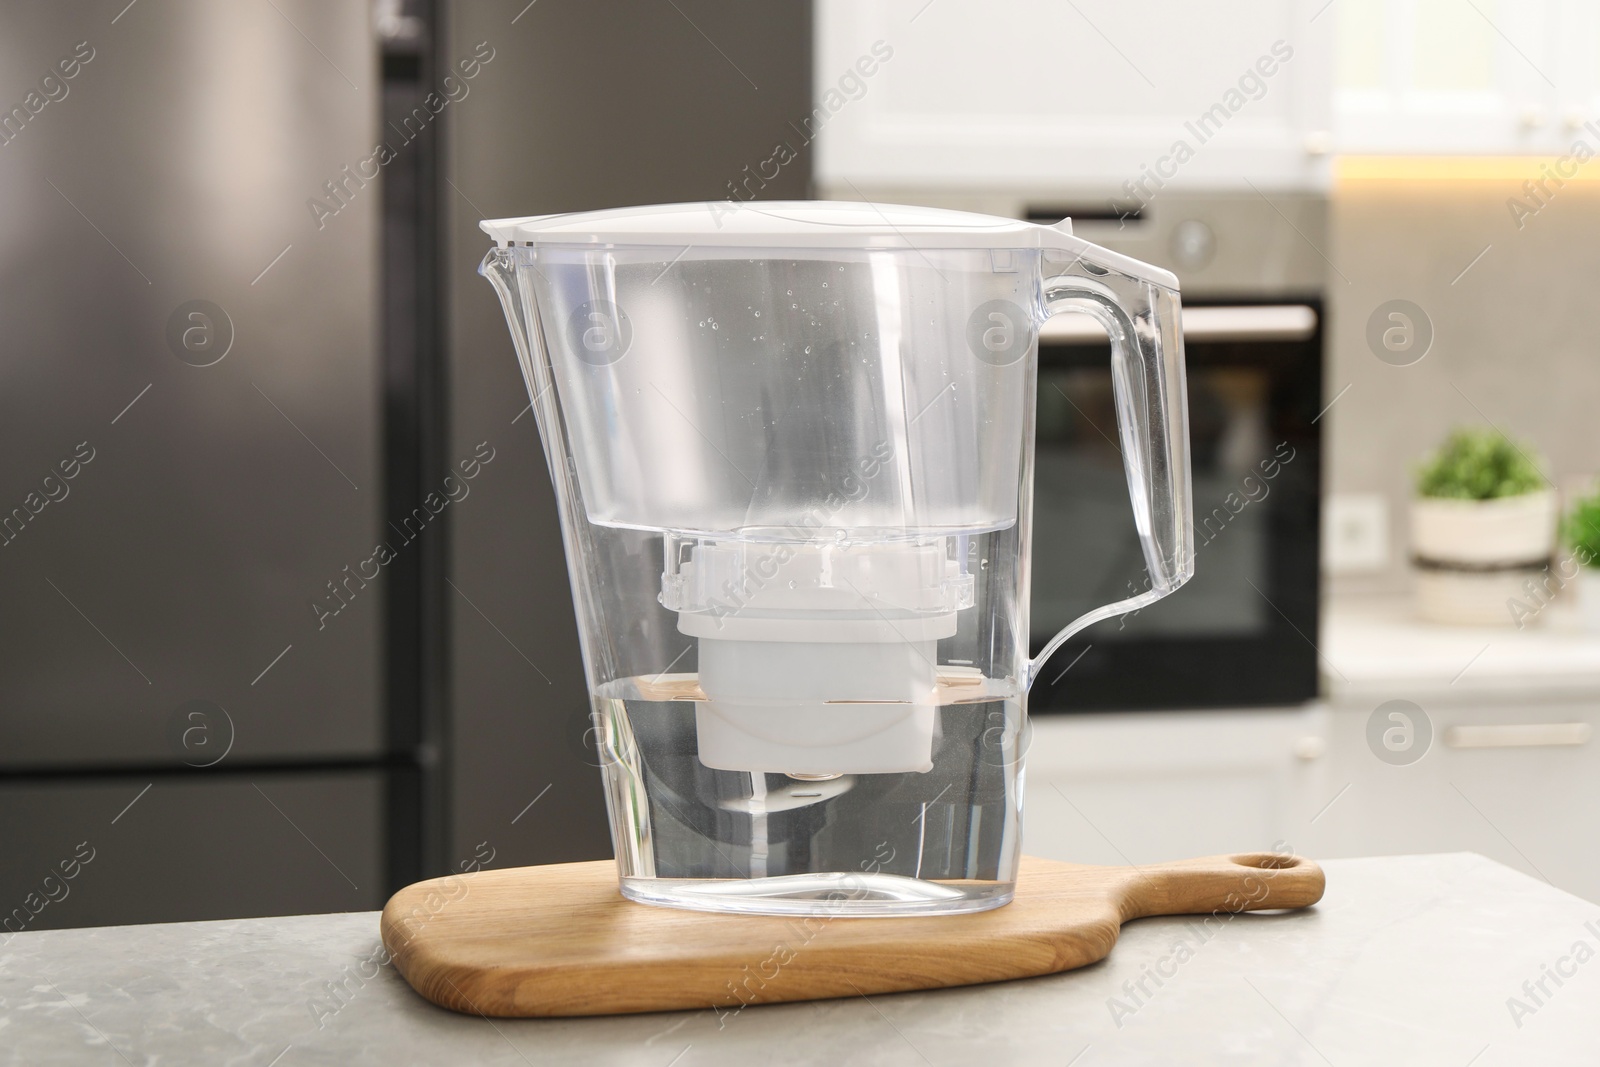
[442,0,813,867]
[0,0,384,768]
[0,771,384,931]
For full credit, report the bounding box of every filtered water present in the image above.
[591,671,1026,916]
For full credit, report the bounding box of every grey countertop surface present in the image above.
[3,853,1598,1066]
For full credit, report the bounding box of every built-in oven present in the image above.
[816,185,1329,712]
[1028,298,1322,711]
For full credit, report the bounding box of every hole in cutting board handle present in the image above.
[1228,853,1302,870]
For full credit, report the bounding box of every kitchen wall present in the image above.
[1326,163,1600,593]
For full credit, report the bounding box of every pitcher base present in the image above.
[619,872,1014,917]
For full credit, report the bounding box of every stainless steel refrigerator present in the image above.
[0,0,814,930]
[0,0,405,927]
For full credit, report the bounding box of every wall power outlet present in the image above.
[1324,493,1390,573]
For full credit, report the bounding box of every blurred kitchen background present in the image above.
[5,0,1600,930]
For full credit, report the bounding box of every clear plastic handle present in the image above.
[1026,232,1195,688]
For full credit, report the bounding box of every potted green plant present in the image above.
[1563,489,1600,630]
[1411,428,1555,625]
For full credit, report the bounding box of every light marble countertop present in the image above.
[1323,594,1600,702]
[4,853,1599,1066]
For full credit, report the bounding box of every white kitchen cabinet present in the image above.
[1553,0,1600,131]
[1334,0,1600,154]
[814,0,1334,192]
[818,0,1600,186]
[1022,696,1600,905]
[1022,708,1329,866]
[1298,595,1600,901]
[1300,698,1600,902]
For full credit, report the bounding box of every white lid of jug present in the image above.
[480,199,1071,250]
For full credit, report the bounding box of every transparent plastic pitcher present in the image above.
[481,201,1193,916]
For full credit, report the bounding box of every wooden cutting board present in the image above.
[381,853,1324,1018]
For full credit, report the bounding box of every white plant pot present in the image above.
[1410,490,1557,627]
[1581,569,1600,631]
[1410,489,1558,566]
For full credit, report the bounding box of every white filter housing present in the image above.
[663,540,972,774]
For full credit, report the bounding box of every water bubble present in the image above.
[791,303,798,309]
[786,289,793,296]
[711,322,719,330]
[822,282,829,288]
[753,310,761,317]
[803,345,812,354]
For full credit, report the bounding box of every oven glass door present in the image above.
[1028,301,1322,712]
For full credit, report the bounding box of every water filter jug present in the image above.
[481,201,1193,915]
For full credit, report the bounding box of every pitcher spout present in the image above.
[480,246,537,399]
[479,246,559,478]
[480,246,533,382]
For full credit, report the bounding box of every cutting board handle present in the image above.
[1115,852,1325,922]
